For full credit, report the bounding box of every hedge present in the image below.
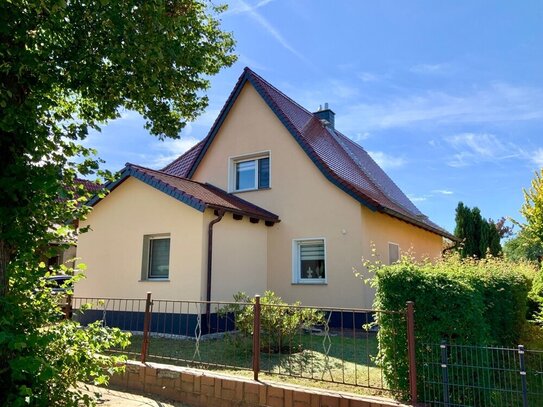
[369,253,535,400]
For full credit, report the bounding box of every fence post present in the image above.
[518,345,528,407]
[140,292,153,364]
[440,340,450,407]
[64,294,73,320]
[406,301,418,403]
[252,294,261,381]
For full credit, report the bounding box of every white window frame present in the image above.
[388,242,400,265]
[292,238,327,285]
[228,151,271,193]
[141,234,171,281]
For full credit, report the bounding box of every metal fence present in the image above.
[70,293,410,396]
[420,341,543,407]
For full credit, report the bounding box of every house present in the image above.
[75,68,454,311]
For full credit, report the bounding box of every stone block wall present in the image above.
[110,360,409,407]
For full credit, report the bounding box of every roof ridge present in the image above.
[245,68,315,117]
[128,162,210,188]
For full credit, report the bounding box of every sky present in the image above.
[84,0,543,234]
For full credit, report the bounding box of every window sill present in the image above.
[139,279,170,282]
[292,281,327,285]
[232,187,271,194]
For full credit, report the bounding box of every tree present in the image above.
[454,202,501,258]
[0,1,235,405]
[490,217,514,239]
[518,169,543,247]
[503,230,543,263]
[506,169,543,264]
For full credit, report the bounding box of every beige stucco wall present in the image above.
[204,210,268,302]
[360,206,443,263]
[76,177,205,301]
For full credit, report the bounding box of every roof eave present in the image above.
[381,207,458,241]
[207,204,280,224]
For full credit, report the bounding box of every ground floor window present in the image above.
[292,238,326,284]
[142,234,170,280]
[388,242,400,264]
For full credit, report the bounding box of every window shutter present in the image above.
[258,157,270,188]
[300,244,324,260]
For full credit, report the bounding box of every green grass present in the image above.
[121,332,395,397]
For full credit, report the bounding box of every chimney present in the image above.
[313,102,335,129]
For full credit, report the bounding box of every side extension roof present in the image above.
[88,163,280,224]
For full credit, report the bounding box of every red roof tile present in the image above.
[160,138,207,177]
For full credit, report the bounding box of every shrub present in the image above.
[223,291,324,353]
[527,268,543,321]
[0,262,130,406]
[365,252,535,399]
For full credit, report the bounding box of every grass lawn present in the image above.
[122,332,397,397]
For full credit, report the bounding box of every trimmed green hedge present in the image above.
[370,254,535,398]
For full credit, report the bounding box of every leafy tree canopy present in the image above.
[0,1,235,405]
[517,169,543,247]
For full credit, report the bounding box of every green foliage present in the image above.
[0,1,235,405]
[1,260,130,406]
[527,268,543,322]
[504,230,543,263]
[519,170,543,247]
[454,202,502,258]
[223,291,324,353]
[367,253,535,397]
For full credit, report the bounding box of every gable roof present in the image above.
[88,163,279,224]
[162,67,454,240]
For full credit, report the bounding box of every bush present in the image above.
[0,262,130,406]
[528,268,543,321]
[366,253,535,399]
[222,291,324,353]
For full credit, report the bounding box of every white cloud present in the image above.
[341,83,543,132]
[225,0,275,15]
[445,133,522,167]
[433,189,454,195]
[232,0,310,65]
[407,194,428,202]
[237,53,268,71]
[531,148,543,168]
[410,63,450,74]
[367,151,406,170]
[358,72,379,82]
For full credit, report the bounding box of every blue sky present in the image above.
[84,0,543,234]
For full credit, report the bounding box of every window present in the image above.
[388,242,400,264]
[292,239,326,284]
[142,235,170,280]
[231,153,270,192]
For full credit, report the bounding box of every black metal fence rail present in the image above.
[420,341,543,407]
[70,294,410,396]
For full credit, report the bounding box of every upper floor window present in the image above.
[230,152,270,192]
